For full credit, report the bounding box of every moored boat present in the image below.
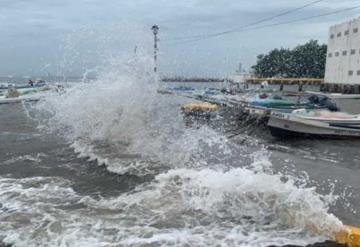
[0,85,53,104]
[268,111,360,138]
[0,95,42,104]
[291,109,360,127]
[244,94,336,118]
[0,81,48,90]
[306,90,360,99]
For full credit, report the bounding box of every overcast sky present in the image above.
[0,0,359,77]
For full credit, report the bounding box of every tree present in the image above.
[252,40,327,78]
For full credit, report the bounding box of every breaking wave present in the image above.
[0,159,342,246]
[18,50,345,246]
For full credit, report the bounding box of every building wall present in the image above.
[325,17,360,84]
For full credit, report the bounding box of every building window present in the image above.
[328,53,332,57]
[349,70,354,76]
[335,52,339,57]
[337,32,342,37]
[342,50,347,56]
[357,70,360,76]
[330,34,334,39]
[354,28,359,33]
[351,49,356,55]
[345,30,350,35]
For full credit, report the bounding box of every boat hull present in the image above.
[306,91,360,99]
[0,96,40,104]
[268,113,360,139]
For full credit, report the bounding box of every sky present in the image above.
[0,0,359,77]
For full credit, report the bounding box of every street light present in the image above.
[151,25,159,35]
[151,25,159,72]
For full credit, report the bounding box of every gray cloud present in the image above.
[0,0,359,76]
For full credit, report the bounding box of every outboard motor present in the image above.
[319,96,339,111]
[308,95,320,104]
[307,95,339,111]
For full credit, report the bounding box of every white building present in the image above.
[325,17,360,84]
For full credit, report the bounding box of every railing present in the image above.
[245,77,324,85]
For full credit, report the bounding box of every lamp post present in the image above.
[151,25,159,73]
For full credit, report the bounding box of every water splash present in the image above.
[22,28,346,246]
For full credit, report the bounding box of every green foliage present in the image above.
[252,40,327,78]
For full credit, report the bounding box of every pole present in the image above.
[151,25,159,73]
[154,33,157,72]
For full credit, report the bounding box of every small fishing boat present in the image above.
[0,82,47,90]
[171,86,195,92]
[268,110,360,138]
[0,86,51,104]
[0,95,41,104]
[181,102,219,115]
[248,94,295,108]
[244,94,336,118]
[248,94,337,109]
[180,102,219,126]
[306,90,360,99]
[291,109,360,127]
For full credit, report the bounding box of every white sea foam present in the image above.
[0,156,342,247]
[2,153,47,165]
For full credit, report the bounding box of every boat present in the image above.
[244,94,335,118]
[171,86,195,92]
[291,109,360,127]
[267,110,360,138]
[180,102,219,126]
[0,94,42,104]
[247,94,336,110]
[306,90,360,99]
[0,86,51,104]
[248,94,295,108]
[181,102,219,114]
[17,87,49,95]
[0,81,47,90]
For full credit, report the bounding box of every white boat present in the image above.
[268,111,360,138]
[0,94,43,104]
[306,90,360,99]
[291,109,360,127]
[0,88,52,104]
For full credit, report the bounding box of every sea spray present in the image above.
[24,30,346,246]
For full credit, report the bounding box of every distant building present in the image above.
[229,62,251,83]
[325,17,360,84]
[235,62,243,75]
